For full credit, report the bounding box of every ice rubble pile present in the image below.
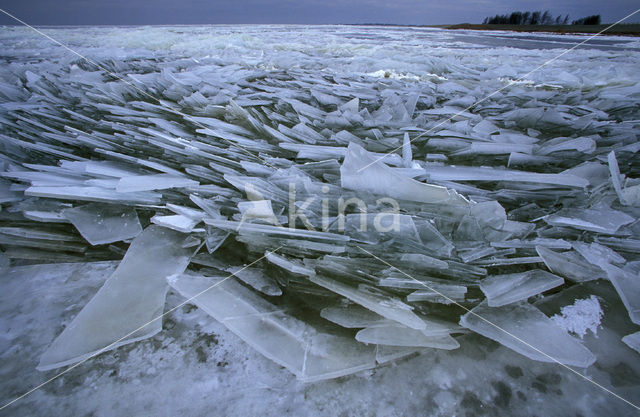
[1,50,640,381]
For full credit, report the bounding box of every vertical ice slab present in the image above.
[62,203,142,245]
[168,272,377,382]
[340,142,468,206]
[37,226,193,371]
[460,301,596,367]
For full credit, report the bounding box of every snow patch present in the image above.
[551,296,603,339]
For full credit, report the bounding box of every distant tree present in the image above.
[530,11,541,25]
[572,14,601,25]
[509,11,523,25]
[482,10,577,26]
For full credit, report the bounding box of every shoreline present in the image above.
[438,23,640,37]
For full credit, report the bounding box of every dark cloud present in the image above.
[0,0,637,26]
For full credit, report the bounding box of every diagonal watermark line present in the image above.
[0,246,283,411]
[0,8,279,171]
[357,8,640,173]
[356,245,640,411]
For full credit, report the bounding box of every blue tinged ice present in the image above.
[341,143,469,207]
[460,301,595,367]
[38,226,193,371]
[116,174,199,192]
[63,203,142,245]
[479,270,564,307]
[168,272,377,382]
[622,332,640,354]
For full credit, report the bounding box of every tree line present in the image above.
[482,11,601,25]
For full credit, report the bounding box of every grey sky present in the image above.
[0,0,637,26]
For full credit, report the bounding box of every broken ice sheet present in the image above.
[406,283,467,304]
[572,242,640,324]
[599,264,640,325]
[237,199,281,225]
[168,272,377,382]
[622,332,640,354]
[608,151,626,205]
[37,226,193,371]
[355,323,459,349]
[423,165,589,188]
[375,345,424,364]
[544,205,634,234]
[116,174,198,192]
[62,203,142,245]
[310,275,426,330]
[320,304,388,328]
[536,246,605,283]
[226,266,282,296]
[479,270,563,307]
[151,214,202,233]
[340,142,469,206]
[265,252,315,277]
[460,301,596,367]
[25,185,163,205]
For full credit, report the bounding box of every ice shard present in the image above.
[116,174,199,192]
[340,142,469,206]
[544,206,634,234]
[151,214,202,233]
[310,275,426,330]
[320,304,388,328]
[355,324,459,349]
[460,301,596,367]
[622,332,640,354]
[225,266,282,296]
[38,226,193,371]
[536,246,605,283]
[479,270,564,307]
[168,272,377,382]
[423,165,589,188]
[62,203,142,245]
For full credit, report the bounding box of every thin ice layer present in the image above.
[536,246,604,283]
[545,206,634,234]
[116,174,199,192]
[37,226,193,371]
[62,203,142,245]
[320,304,388,328]
[168,272,377,382]
[460,301,595,367]
[355,323,459,349]
[310,275,426,330]
[573,242,640,324]
[340,142,468,206]
[479,270,564,307]
[226,266,282,296]
[423,165,589,188]
[622,332,640,354]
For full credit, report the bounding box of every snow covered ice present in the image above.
[1,24,640,416]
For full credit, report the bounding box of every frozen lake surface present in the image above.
[0,25,639,416]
